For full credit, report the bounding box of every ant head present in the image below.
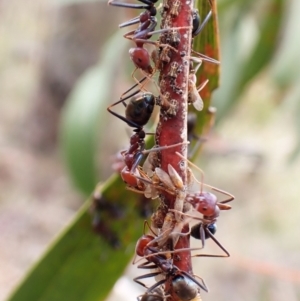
[193,192,218,216]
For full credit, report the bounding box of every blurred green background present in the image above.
[1,0,300,300]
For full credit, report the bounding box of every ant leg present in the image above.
[193,226,230,258]
[180,270,208,292]
[130,141,189,173]
[188,52,219,67]
[133,271,162,288]
[119,16,140,28]
[197,79,209,93]
[146,279,166,293]
[201,183,235,209]
[193,274,209,292]
[120,76,148,100]
[188,136,207,159]
[175,151,205,192]
[131,69,154,93]
[108,0,150,9]
[193,9,212,37]
[175,150,234,207]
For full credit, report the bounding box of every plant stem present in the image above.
[156,0,194,275]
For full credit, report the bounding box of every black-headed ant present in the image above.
[169,152,234,258]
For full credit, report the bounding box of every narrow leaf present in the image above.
[60,33,127,195]
[7,175,143,301]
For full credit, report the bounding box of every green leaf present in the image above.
[213,0,284,123]
[60,32,128,195]
[271,0,300,88]
[238,0,284,89]
[7,175,143,301]
[189,0,221,157]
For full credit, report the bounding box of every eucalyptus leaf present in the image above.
[7,175,144,301]
[60,32,127,195]
[213,0,284,123]
[271,0,300,88]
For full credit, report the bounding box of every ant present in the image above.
[133,220,190,264]
[107,81,188,184]
[133,237,208,294]
[169,152,234,258]
[107,86,154,172]
[110,0,190,86]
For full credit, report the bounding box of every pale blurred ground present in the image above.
[0,1,82,300]
[1,1,300,301]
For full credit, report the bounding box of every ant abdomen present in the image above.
[171,275,199,301]
[125,93,155,127]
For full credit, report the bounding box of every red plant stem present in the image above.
[156,0,194,275]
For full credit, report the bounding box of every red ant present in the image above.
[107,84,187,188]
[133,235,208,293]
[110,0,190,85]
[168,152,234,258]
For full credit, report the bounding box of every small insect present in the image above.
[168,61,180,78]
[186,53,219,111]
[166,29,181,47]
[154,163,186,222]
[188,74,208,111]
[170,0,181,17]
[90,192,123,248]
[123,141,188,196]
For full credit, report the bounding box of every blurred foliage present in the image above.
[7,176,143,301]
[8,0,300,300]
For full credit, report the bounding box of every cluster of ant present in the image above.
[92,0,235,300]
